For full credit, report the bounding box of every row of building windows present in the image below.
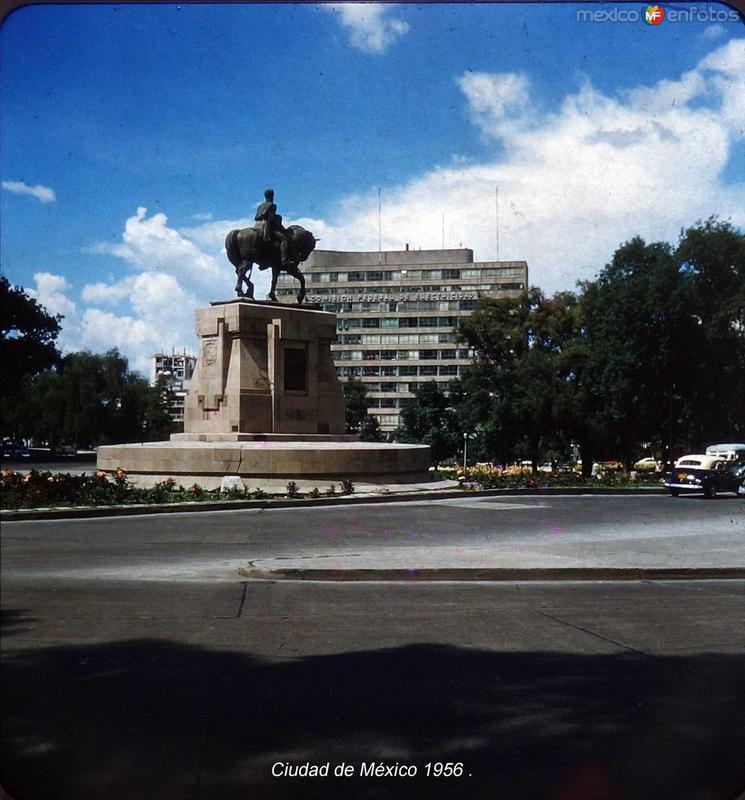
[337,315,471,331]
[290,266,526,283]
[315,296,520,313]
[336,349,468,361]
[336,333,459,345]
[367,398,403,408]
[360,381,462,393]
[338,365,462,377]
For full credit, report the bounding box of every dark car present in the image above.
[1,440,30,460]
[664,454,745,499]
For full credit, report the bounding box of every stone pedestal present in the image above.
[98,300,431,489]
[183,300,345,437]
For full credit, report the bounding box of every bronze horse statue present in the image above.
[224,224,317,303]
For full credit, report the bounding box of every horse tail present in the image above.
[225,229,241,268]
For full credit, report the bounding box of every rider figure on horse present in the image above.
[255,188,289,267]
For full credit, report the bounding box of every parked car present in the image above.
[664,454,745,498]
[1,440,30,460]
[705,443,745,463]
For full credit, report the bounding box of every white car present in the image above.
[705,443,745,462]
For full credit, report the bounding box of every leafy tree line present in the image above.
[1,277,175,449]
[395,219,745,474]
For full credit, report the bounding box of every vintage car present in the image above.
[664,454,745,498]
[705,443,745,462]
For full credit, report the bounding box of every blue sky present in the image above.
[2,3,744,372]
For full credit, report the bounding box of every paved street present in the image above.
[2,496,745,799]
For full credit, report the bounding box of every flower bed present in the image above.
[1,469,212,509]
[0,469,352,509]
[433,464,662,490]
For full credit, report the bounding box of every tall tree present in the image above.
[396,380,461,467]
[15,349,153,448]
[581,234,725,462]
[144,374,177,441]
[342,377,384,441]
[457,289,586,472]
[674,218,745,443]
[0,278,61,433]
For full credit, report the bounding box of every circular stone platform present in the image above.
[97,440,431,490]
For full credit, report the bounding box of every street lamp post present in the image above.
[463,432,468,478]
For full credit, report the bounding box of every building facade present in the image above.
[150,351,197,425]
[276,248,528,432]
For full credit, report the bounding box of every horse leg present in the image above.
[244,264,255,299]
[296,271,306,305]
[235,261,255,298]
[267,268,279,302]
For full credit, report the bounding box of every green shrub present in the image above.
[220,484,248,500]
[145,477,177,504]
[341,479,354,495]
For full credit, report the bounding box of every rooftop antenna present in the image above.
[378,187,382,263]
[495,184,500,262]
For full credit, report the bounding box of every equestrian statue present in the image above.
[225,189,317,304]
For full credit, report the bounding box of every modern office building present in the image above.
[276,248,528,432]
[150,351,197,425]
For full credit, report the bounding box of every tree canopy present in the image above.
[0,277,61,404]
[342,377,383,442]
[451,218,744,471]
[12,349,174,449]
[396,380,462,466]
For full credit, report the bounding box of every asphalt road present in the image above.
[2,496,745,800]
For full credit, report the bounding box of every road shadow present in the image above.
[2,638,744,800]
[0,610,37,637]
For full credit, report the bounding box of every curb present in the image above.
[0,486,668,521]
[238,566,745,582]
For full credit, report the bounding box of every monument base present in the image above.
[97,298,432,489]
[97,439,431,490]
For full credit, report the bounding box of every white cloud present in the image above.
[302,38,745,293]
[703,24,725,40]
[457,72,533,138]
[700,37,745,72]
[80,309,163,373]
[29,272,76,317]
[76,275,197,373]
[90,207,227,291]
[324,4,409,54]
[81,277,136,306]
[699,38,745,134]
[2,180,56,203]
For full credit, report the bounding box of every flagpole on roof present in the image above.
[495,184,500,262]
